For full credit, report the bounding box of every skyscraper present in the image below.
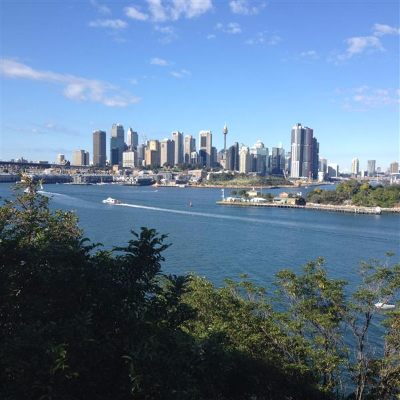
[127,128,138,150]
[160,139,174,166]
[270,144,285,175]
[199,130,212,167]
[171,131,183,165]
[290,123,319,179]
[351,158,359,176]
[93,130,106,166]
[239,145,251,173]
[184,135,196,163]
[110,124,124,166]
[251,140,268,175]
[146,140,160,166]
[72,150,89,166]
[367,160,376,177]
[390,162,399,173]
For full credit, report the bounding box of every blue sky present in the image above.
[1,0,399,171]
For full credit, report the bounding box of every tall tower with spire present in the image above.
[223,123,228,153]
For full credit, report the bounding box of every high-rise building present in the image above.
[290,123,319,179]
[137,144,146,167]
[351,158,359,176]
[122,150,137,168]
[184,135,196,163]
[251,140,268,175]
[72,150,89,166]
[110,124,124,166]
[367,160,376,177]
[239,145,251,173]
[319,157,328,174]
[199,131,212,167]
[147,140,160,166]
[328,163,339,178]
[160,139,174,166]
[57,154,65,165]
[390,162,399,173]
[127,128,138,150]
[171,131,183,165]
[270,145,285,175]
[93,130,106,166]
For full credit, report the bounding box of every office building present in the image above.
[57,154,65,165]
[328,163,339,178]
[239,145,251,173]
[127,128,138,150]
[390,162,399,174]
[190,151,199,164]
[93,130,106,166]
[110,124,124,166]
[171,131,183,165]
[367,160,376,177]
[160,139,174,166]
[184,135,196,163]
[351,158,359,176]
[122,150,137,168]
[270,145,285,175]
[199,130,212,167]
[226,142,240,171]
[72,150,89,166]
[290,123,319,179]
[251,140,268,175]
[137,144,146,166]
[319,157,328,174]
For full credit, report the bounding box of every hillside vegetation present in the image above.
[0,179,399,399]
[306,180,400,208]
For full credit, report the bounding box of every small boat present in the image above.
[189,202,193,207]
[375,302,396,310]
[102,197,122,205]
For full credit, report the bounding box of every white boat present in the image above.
[102,197,122,205]
[375,302,396,310]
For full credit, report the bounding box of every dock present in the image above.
[216,201,400,215]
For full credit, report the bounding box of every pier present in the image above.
[216,201,400,214]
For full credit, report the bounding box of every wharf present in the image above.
[216,201,400,215]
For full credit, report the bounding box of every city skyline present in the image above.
[1,0,399,170]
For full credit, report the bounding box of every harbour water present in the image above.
[2,183,399,287]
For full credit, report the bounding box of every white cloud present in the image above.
[129,78,138,85]
[299,50,319,60]
[216,22,242,34]
[246,32,281,45]
[88,19,128,29]
[0,58,140,107]
[334,86,399,111]
[229,0,265,16]
[373,23,400,37]
[150,57,171,66]
[154,25,177,43]
[267,35,281,45]
[207,34,216,40]
[171,69,191,78]
[146,0,213,22]
[124,6,149,21]
[90,0,111,15]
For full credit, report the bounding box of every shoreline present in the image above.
[216,201,400,215]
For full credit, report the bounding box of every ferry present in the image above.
[102,197,122,205]
[375,302,395,310]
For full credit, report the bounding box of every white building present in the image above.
[123,150,137,168]
[239,145,251,173]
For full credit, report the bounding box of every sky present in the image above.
[1,0,399,171]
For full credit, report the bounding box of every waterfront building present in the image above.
[160,139,174,167]
[290,123,319,179]
[199,130,212,167]
[171,131,183,165]
[122,150,137,168]
[93,130,106,166]
[110,124,124,166]
[328,163,339,178]
[184,135,196,163]
[390,162,399,174]
[72,150,89,166]
[251,140,268,175]
[367,160,376,177]
[127,128,138,150]
[351,158,360,176]
[239,145,251,173]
